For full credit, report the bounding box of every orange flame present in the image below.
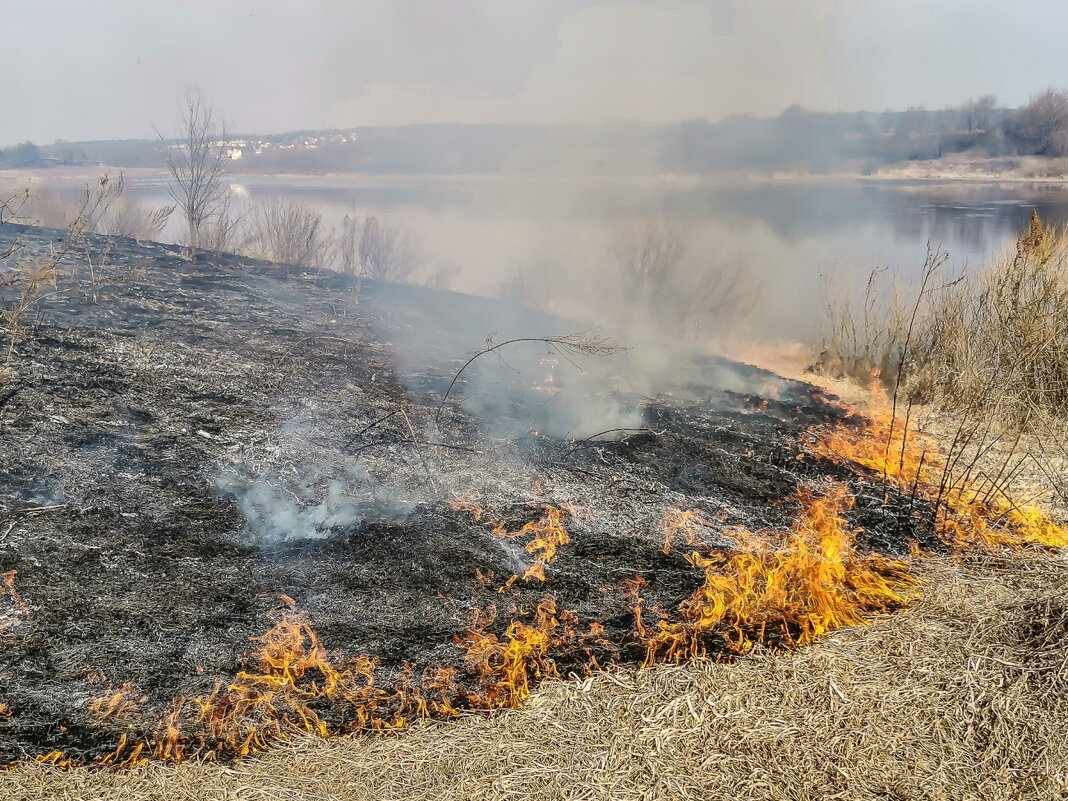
[102,611,462,766]
[0,570,29,635]
[36,390,1068,770]
[456,598,560,708]
[448,500,574,587]
[807,386,1068,550]
[639,482,917,664]
[88,682,145,723]
[661,506,715,555]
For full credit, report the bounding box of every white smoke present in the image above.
[216,472,371,543]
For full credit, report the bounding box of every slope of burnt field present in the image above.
[0,226,924,762]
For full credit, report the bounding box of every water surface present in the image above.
[112,176,1068,341]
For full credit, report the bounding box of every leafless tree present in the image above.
[961,94,997,133]
[358,215,413,281]
[161,89,229,254]
[612,216,759,339]
[613,216,686,310]
[332,214,362,277]
[1009,89,1068,156]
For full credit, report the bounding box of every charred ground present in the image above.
[0,227,935,762]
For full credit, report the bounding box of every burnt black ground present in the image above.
[0,226,934,762]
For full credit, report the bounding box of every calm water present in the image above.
[114,176,1068,341]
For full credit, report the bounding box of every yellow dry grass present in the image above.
[4,551,1067,801]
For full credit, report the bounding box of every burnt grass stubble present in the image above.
[0,227,938,763]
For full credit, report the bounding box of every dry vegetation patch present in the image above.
[4,553,1066,801]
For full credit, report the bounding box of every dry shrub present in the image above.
[612,216,760,341]
[25,175,172,241]
[322,213,416,293]
[4,553,1066,800]
[816,264,915,384]
[241,200,328,268]
[1,175,134,366]
[94,195,172,241]
[914,212,1068,421]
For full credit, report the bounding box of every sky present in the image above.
[4,0,1068,145]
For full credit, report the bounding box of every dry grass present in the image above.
[5,552,1067,801]
[914,215,1068,421]
[817,212,1068,427]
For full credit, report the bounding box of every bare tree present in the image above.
[161,89,229,254]
[613,216,686,310]
[1009,89,1068,156]
[333,214,362,277]
[961,94,997,133]
[612,216,759,340]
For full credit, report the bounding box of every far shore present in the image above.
[3,157,1068,190]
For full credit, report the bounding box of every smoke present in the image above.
[215,473,372,543]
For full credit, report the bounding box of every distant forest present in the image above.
[5,90,1068,176]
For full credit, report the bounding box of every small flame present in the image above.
[0,570,30,636]
[449,499,574,587]
[660,505,715,555]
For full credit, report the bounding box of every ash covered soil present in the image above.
[0,226,935,762]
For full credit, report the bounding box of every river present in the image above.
[40,173,1068,342]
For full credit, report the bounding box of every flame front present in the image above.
[24,391,1068,769]
[639,482,917,664]
[807,385,1068,550]
[103,612,461,765]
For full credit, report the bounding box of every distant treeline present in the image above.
[663,91,1068,174]
[6,90,1068,175]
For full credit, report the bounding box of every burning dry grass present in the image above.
[808,384,1068,551]
[93,612,464,766]
[14,402,1068,773]
[638,484,917,663]
[447,501,574,587]
[4,552,1067,801]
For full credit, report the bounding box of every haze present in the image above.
[5,0,1068,145]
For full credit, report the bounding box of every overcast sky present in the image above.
[4,0,1067,145]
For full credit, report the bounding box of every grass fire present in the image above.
[5,8,1068,794]
[1,218,1066,796]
